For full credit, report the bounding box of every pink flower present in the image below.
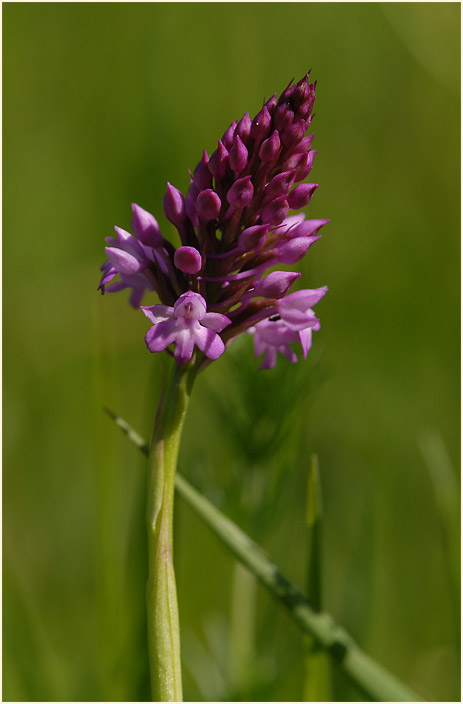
[141,291,231,365]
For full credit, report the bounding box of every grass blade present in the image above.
[105,408,424,702]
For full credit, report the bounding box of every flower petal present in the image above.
[105,246,143,276]
[298,327,313,359]
[141,305,175,324]
[145,320,177,352]
[173,327,195,365]
[202,312,232,333]
[194,325,225,360]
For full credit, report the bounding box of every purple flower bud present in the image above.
[286,218,329,239]
[273,105,294,132]
[163,182,186,226]
[261,196,289,226]
[254,271,301,299]
[193,150,213,190]
[279,80,296,104]
[186,182,200,226]
[276,235,321,264]
[196,188,222,221]
[131,203,163,247]
[174,246,202,274]
[236,112,252,144]
[281,120,306,149]
[265,170,296,199]
[264,93,277,113]
[296,134,315,153]
[250,105,271,141]
[209,140,229,180]
[259,130,281,163]
[227,176,254,208]
[293,76,311,107]
[287,183,318,210]
[228,135,248,174]
[283,150,316,181]
[222,120,237,150]
[237,224,269,252]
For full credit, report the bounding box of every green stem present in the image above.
[106,410,424,703]
[146,361,196,702]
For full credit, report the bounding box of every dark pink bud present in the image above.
[209,140,229,180]
[237,224,269,252]
[295,81,316,118]
[196,189,222,221]
[293,75,311,106]
[273,105,294,132]
[297,134,315,153]
[283,150,316,180]
[228,135,248,174]
[163,182,186,226]
[174,246,202,274]
[287,218,329,239]
[186,184,199,227]
[264,93,277,113]
[281,120,306,149]
[222,120,237,150]
[236,112,252,144]
[265,170,296,199]
[254,271,301,299]
[277,235,321,264]
[261,196,289,226]
[287,183,318,210]
[227,176,254,208]
[279,80,296,104]
[250,106,271,141]
[259,130,281,163]
[193,150,213,190]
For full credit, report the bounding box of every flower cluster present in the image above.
[99,73,328,368]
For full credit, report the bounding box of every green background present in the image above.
[3,3,460,701]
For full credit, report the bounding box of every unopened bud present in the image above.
[287,183,318,210]
[163,182,186,226]
[228,135,248,174]
[261,196,289,225]
[227,176,254,208]
[174,246,202,274]
[259,130,281,163]
[237,224,269,252]
[196,189,222,221]
[254,271,301,298]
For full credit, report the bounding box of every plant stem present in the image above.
[106,410,424,703]
[146,361,196,702]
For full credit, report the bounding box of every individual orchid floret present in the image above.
[249,318,300,370]
[247,285,327,368]
[141,291,231,366]
[278,287,328,330]
[98,223,158,308]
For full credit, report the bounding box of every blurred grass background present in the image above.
[3,3,460,701]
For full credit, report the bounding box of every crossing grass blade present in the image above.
[105,408,424,702]
[303,455,331,702]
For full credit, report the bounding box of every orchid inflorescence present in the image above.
[99,73,328,369]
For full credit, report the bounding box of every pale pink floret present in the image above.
[141,291,231,365]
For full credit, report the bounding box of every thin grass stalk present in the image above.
[106,410,424,703]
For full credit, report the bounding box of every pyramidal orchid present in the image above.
[98,73,328,703]
[99,73,328,370]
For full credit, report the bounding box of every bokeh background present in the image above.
[3,3,460,702]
